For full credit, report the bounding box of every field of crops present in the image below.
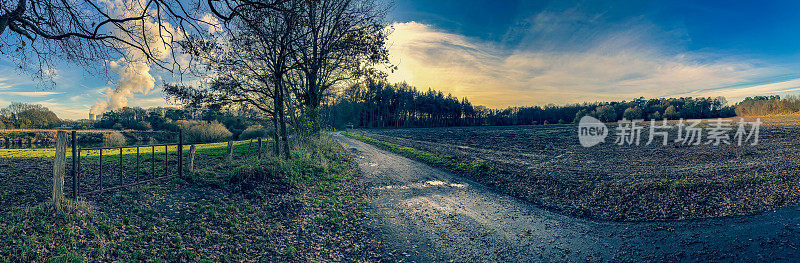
[351,116,800,221]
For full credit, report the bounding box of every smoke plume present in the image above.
[90,60,156,115]
[89,0,180,116]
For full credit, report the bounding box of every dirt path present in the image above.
[333,132,800,261]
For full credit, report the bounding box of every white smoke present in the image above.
[89,0,182,115]
[90,60,156,115]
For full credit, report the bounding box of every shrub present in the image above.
[183,121,232,143]
[103,132,127,147]
[239,125,268,140]
[78,133,104,144]
[130,121,152,131]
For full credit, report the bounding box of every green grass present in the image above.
[188,136,363,228]
[0,139,262,158]
[342,132,491,176]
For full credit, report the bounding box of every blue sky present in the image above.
[2,0,800,119]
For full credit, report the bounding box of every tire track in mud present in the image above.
[333,132,800,261]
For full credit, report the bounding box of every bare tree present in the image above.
[0,0,289,81]
[165,0,304,159]
[291,0,390,133]
[164,0,390,159]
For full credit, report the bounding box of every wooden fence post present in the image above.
[136,147,140,181]
[118,147,123,185]
[258,138,262,159]
[99,149,103,190]
[52,131,67,204]
[71,131,77,200]
[178,130,183,178]
[227,140,233,162]
[151,145,155,178]
[188,145,196,174]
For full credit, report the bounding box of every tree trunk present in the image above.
[271,114,280,156]
[277,81,290,160]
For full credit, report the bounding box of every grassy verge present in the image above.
[342,132,491,176]
[0,136,380,262]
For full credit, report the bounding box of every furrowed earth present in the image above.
[348,116,800,221]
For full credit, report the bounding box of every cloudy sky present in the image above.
[2,0,800,119]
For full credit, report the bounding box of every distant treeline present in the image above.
[734,95,800,116]
[326,81,478,128]
[93,106,266,140]
[325,81,737,128]
[0,102,60,129]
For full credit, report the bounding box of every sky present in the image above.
[2,0,800,119]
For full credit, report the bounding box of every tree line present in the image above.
[91,106,271,139]
[0,102,60,129]
[734,95,800,116]
[324,80,738,129]
[326,81,478,128]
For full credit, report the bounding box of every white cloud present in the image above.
[385,17,796,107]
[200,13,221,34]
[35,99,89,120]
[681,78,800,102]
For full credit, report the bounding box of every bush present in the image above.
[130,121,152,131]
[160,121,181,132]
[239,125,268,140]
[78,133,104,144]
[183,121,232,143]
[103,132,127,147]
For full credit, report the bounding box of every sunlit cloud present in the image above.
[681,78,800,99]
[35,99,90,120]
[386,14,797,107]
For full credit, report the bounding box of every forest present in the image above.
[324,80,737,129]
[734,95,800,116]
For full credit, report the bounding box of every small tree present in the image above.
[595,105,616,122]
[622,106,643,120]
[663,105,679,119]
[648,111,662,120]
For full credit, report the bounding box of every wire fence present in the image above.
[52,130,268,201]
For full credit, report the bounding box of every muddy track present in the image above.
[334,132,800,261]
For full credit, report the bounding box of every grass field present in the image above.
[0,139,269,211]
[0,140,256,158]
